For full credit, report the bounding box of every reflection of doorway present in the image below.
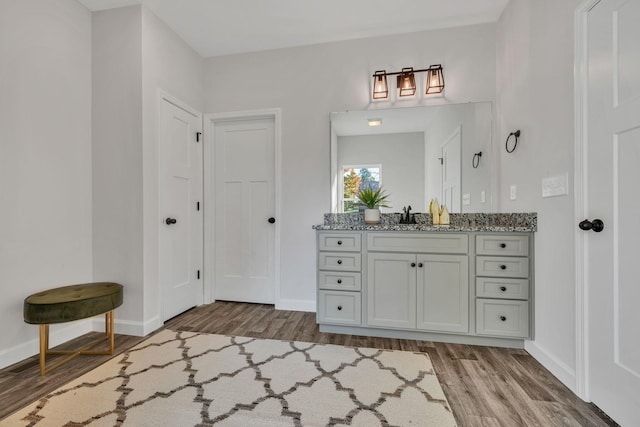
[441,126,461,212]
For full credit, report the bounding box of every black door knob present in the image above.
[268,217,276,224]
[165,218,177,225]
[579,219,604,232]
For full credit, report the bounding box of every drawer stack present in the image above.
[317,232,362,326]
[475,235,530,338]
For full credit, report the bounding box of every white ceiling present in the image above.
[77,0,509,58]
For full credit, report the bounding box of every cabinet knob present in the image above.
[411,262,416,267]
[500,286,507,292]
[500,243,506,248]
[337,259,342,265]
[337,240,343,245]
[337,305,342,311]
[500,265,507,270]
[418,263,423,268]
[165,217,177,225]
[337,279,342,284]
[500,316,507,322]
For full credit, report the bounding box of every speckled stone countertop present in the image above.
[312,212,537,232]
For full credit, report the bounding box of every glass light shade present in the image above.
[398,67,416,97]
[372,71,389,99]
[426,64,445,94]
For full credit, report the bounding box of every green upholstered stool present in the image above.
[24,282,123,375]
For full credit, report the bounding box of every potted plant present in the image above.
[356,187,390,224]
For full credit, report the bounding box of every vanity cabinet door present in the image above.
[367,253,416,329]
[416,254,469,333]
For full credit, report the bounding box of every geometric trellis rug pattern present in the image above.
[5,329,457,426]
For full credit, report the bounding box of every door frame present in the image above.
[573,0,602,401]
[203,108,282,306]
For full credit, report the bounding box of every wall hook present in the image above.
[472,151,482,168]
[505,130,521,153]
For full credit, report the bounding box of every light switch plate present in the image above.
[542,173,569,197]
[510,185,517,200]
[481,191,486,203]
[462,193,471,205]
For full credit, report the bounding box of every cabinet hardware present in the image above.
[500,316,507,322]
[165,217,177,225]
[337,240,342,245]
[337,259,342,265]
[411,262,416,267]
[500,286,507,292]
[196,132,202,142]
[500,265,507,270]
[418,263,423,268]
[500,243,506,248]
[337,279,342,284]
[337,305,342,311]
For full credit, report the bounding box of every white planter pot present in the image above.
[364,208,381,224]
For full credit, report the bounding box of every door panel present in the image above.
[586,1,640,424]
[214,118,275,303]
[159,98,202,321]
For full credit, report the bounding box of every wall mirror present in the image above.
[330,102,495,214]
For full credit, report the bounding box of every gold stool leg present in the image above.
[39,324,49,376]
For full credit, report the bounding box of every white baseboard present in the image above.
[525,341,579,397]
[276,298,316,312]
[92,315,162,337]
[0,320,92,371]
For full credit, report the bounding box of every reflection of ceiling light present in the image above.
[368,118,382,127]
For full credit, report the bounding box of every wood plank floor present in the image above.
[0,301,618,426]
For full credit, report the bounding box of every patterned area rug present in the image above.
[6,330,457,426]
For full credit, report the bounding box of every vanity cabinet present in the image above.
[316,232,362,326]
[475,234,531,338]
[315,228,534,348]
[366,233,469,334]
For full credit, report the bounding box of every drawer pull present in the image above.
[418,263,423,268]
[500,286,507,292]
[411,262,416,267]
[337,305,342,311]
[500,316,507,322]
[337,240,343,245]
[337,279,342,284]
[500,243,507,248]
[337,259,343,265]
[500,265,507,270]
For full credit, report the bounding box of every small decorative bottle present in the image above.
[429,198,440,225]
[439,205,450,225]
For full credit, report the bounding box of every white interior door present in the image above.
[159,97,203,321]
[213,117,275,303]
[585,1,640,424]
[441,126,461,212]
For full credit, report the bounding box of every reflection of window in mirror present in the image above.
[341,165,382,213]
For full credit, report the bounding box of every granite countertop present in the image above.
[312,212,537,233]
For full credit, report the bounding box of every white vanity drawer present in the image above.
[318,291,361,326]
[318,271,361,291]
[476,256,529,278]
[476,299,529,338]
[318,232,362,252]
[476,235,529,256]
[367,232,468,254]
[318,252,361,272]
[476,277,529,300]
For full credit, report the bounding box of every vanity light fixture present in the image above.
[371,65,445,100]
[372,70,389,99]
[425,64,445,94]
[398,67,417,97]
[368,118,382,127]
